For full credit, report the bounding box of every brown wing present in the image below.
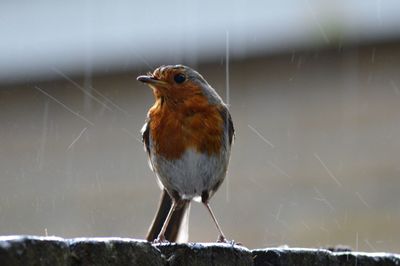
[219,106,235,146]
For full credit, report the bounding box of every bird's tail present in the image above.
[146,189,190,242]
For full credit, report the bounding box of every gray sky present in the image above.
[1,0,400,82]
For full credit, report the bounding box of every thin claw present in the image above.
[153,234,169,244]
[217,235,227,243]
[216,236,242,246]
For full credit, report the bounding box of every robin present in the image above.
[137,65,234,243]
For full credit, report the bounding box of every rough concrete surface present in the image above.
[0,236,399,266]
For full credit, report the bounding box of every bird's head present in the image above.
[137,65,222,104]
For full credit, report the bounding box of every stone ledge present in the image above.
[0,236,399,265]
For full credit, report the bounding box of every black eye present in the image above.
[174,73,186,84]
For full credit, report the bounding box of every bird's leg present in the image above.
[203,202,227,243]
[154,200,178,243]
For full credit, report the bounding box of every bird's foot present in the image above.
[216,234,227,243]
[152,234,170,244]
[216,235,242,246]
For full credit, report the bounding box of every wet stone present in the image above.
[252,247,400,266]
[155,242,253,266]
[0,236,70,266]
[1,236,400,266]
[68,238,164,266]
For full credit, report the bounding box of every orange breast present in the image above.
[149,96,223,160]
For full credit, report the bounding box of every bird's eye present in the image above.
[174,73,186,84]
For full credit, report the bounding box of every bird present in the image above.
[137,65,234,243]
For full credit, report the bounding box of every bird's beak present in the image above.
[137,75,168,87]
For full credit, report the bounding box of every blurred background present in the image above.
[1,0,400,252]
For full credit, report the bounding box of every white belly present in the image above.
[151,148,229,200]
